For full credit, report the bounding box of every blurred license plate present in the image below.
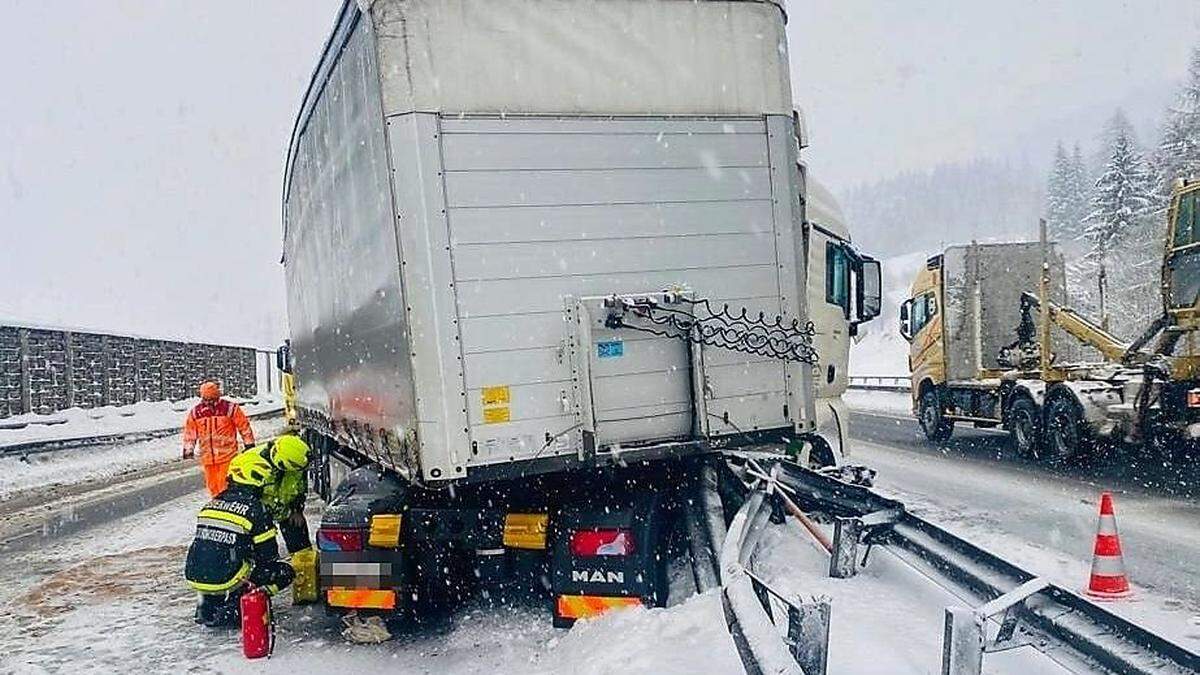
[320,556,399,587]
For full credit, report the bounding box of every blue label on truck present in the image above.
[597,340,624,359]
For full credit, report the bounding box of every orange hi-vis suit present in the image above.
[183,399,256,496]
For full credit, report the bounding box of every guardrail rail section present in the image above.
[763,458,1200,675]
[848,375,911,392]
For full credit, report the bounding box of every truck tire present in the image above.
[1008,397,1042,459]
[919,389,954,443]
[1044,395,1087,463]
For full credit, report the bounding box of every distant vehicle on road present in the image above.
[900,181,1200,462]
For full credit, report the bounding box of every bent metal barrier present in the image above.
[750,456,1200,675]
[687,464,831,675]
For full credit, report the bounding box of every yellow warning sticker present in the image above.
[483,406,511,424]
[482,385,510,407]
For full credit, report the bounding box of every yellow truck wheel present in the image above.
[919,389,954,443]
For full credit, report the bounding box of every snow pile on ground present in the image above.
[0,395,284,448]
[850,250,928,377]
[750,523,1065,674]
[0,416,288,502]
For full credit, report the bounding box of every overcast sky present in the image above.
[2,1,1199,347]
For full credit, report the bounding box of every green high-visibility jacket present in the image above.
[244,443,307,521]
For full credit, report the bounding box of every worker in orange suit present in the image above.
[182,381,256,496]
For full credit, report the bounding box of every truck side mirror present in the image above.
[276,343,293,374]
[899,299,913,342]
[858,258,882,322]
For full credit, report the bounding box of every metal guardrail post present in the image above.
[788,599,831,675]
[829,516,862,579]
[942,607,984,675]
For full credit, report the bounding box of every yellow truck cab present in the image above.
[901,255,947,434]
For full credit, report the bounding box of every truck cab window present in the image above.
[911,294,929,334]
[1174,191,1196,248]
[826,241,851,316]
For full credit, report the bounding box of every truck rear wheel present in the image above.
[1044,396,1087,463]
[1008,397,1042,458]
[919,389,954,443]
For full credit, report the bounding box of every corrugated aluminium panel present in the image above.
[448,201,776,246]
[454,268,781,317]
[443,167,773,209]
[436,116,791,467]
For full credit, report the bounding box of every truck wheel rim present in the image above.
[1049,410,1074,457]
[922,404,938,431]
[1013,411,1034,454]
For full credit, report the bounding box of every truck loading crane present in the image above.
[901,180,1200,462]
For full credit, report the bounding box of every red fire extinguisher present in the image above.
[240,586,274,659]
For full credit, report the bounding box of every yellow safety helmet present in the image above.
[228,450,273,488]
[270,434,311,472]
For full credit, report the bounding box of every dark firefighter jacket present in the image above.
[184,483,278,594]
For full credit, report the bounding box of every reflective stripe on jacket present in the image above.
[182,399,255,466]
[184,484,279,593]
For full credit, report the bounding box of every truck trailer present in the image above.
[280,0,880,628]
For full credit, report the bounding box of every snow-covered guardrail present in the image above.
[766,458,1200,675]
[847,375,911,393]
[686,463,830,675]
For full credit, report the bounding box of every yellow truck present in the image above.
[900,180,1200,462]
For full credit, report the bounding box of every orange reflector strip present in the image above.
[503,513,549,550]
[326,587,396,610]
[368,514,402,548]
[555,594,642,620]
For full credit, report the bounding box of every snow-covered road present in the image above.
[4,400,1197,673]
[0,479,743,674]
[848,408,1200,648]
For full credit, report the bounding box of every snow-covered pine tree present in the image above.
[1067,144,1091,234]
[1157,43,1200,190]
[1044,142,1074,243]
[1084,110,1156,337]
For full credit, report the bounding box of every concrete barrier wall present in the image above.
[0,325,258,418]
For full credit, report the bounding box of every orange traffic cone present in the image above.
[1085,491,1131,600]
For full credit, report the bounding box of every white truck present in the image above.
[281,0,880,628]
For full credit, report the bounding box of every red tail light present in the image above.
[317,527,365,552]
[570,528,634,557]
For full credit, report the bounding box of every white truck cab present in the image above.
[805,175,881,460]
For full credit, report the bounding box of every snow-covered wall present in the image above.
[0,325,257,418]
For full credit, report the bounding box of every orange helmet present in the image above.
[199,381,221,400]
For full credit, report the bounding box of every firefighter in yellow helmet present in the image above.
[241,434,313,554]
[184,451,294,627]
